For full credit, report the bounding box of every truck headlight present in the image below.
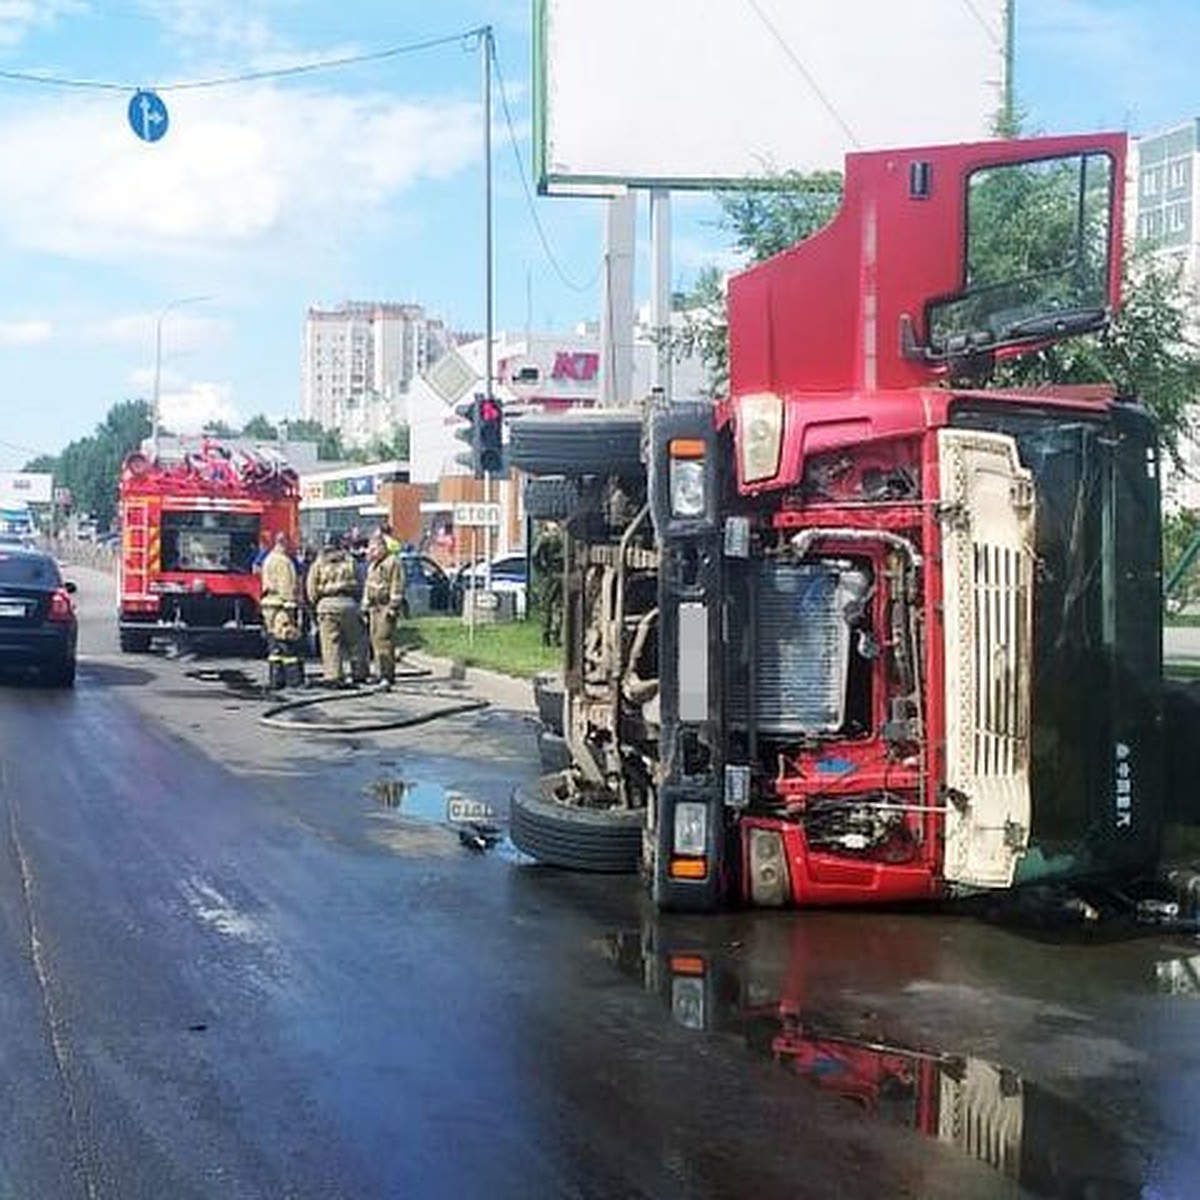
[739,393,784,483]
[673,800,708,856]
[748,826,788,906]
[670,976,706,1030]
[669,457,706,517]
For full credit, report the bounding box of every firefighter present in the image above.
[362,531,405,687]
[305,530,368,686]
[532,522,564,647]
[260,531,304,689]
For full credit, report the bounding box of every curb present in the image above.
[401,649,536,716]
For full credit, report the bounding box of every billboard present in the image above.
[533,0,1007,193]
[0,471,53,505]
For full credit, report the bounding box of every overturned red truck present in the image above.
[117,441,300,652]
[511,132,1163,911]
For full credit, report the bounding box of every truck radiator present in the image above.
[727,561,869,736]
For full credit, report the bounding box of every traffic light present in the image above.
[478,395,504,475]
[454,394,483,477]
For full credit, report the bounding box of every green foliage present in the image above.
[1162,508,1200,612]
[240,413,278,439]
[401,615,560,678]
[718,169,843,261]
[285,419,346,461]
[670,171,843,395]
[994,248,1200,468]
[350,424,411,465]
[201,419,237,438]
[24,399,152,529]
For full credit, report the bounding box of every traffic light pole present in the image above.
[482,27,495,602]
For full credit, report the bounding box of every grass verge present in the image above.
[401,615,561,679]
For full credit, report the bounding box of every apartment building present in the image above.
[299,302,453,448]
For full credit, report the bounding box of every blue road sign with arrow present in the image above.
[128,90,169,143]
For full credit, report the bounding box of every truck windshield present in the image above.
[950,401,1161,878]
[161,511,260,574]
[928,152,1114,358]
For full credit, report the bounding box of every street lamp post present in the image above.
[151,295,210,458]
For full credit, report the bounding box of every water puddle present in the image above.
[600,928,1144,1198]
[365,777,506,852]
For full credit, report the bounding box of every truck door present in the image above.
[938,430,1036,888]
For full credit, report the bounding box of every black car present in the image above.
[0,547,78,687]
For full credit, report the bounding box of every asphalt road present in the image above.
[0,562,1198,1198]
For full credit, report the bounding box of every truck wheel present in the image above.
[119,628,152,653]
[510,412,643,477]
[524,477,578,521]
[532,673,565,735]
[510,775,643,873]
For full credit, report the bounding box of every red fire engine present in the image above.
[512,131,1164,911]
[117,441,299,652]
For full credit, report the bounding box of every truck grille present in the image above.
[973,542,1031,776]
[727,561,869,735]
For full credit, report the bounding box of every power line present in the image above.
[959,0,1005,48]
[490,42,602,295]
[0,28,484,93]
[743,0,860,148]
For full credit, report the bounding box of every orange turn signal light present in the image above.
[668,438,706,459]
[669,856,708,880]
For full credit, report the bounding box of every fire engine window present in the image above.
[161,511,260,573]
[927,152,1114,357]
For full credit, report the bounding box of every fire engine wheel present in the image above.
[523,477,578,521]
[510,775,643,874]
[119,628,152,653]
[532,673,564,735]
[509,412,643,477]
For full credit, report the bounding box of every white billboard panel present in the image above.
[0,471,53,505]
[534,0,1007,192]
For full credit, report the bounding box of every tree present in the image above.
[286,419,345,461]
[240,414,278,440]
[27,399,153,529]
[202,419,237,438]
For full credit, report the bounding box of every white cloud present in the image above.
[82,310,223,350]
[0,0,84,47]
[156,379,238,434]
[0,83,481,263]
[0,318,52,344]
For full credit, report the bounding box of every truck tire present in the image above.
[532,673,565,735]
[524,476,578,521]
[119,628,152,653]
[510,411,643,477]
[510,775,643,873]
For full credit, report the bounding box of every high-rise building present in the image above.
[300,302,453,447]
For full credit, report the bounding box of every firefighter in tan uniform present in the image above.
[260,531,304,689]
[362,532,405,687]
[305,531,368,686]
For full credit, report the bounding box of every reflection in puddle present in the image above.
[366,777,503,839]
[601,928,1143,1198]
[1156,954,1200,996]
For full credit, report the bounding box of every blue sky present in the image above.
[0,0,1197,470]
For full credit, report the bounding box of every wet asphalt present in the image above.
[0,565,1198,1198]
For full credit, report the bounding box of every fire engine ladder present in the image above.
[123,500,153,598]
